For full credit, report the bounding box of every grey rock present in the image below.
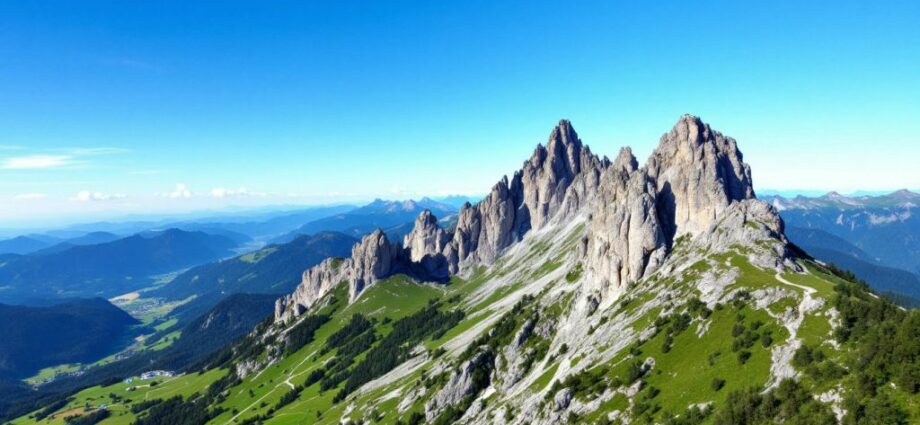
[350,229,402,301]
[425,350,493,421]
[647,114,755,242]
[275,256,351,321]
[585,148,668,295]
[404,210,450,262]
[445,120,608,272]
[554,387,573,411]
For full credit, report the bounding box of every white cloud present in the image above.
[13,193,46,200]
[164,183,192,199]
[71,190,127,202]
[1,155,73,169]
[209,187,266,198]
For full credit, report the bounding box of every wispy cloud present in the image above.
[1,155,74,169]
[161,183,193,199]
[1,147,128,171]
[13,193,46,200]
[71,190,127,202]
[209,187,268,198]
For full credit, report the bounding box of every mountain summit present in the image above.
[276,115,791,319]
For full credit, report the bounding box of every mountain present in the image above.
[272,197,457,243]
[785,226,920,302]
[29,232,122,256]
[764,190,920,299]
[172,204,358,240]
[151,232,357,320]
[10,116,920,425]
[0,294,278,421]
[0,229,239,305]
[764,190,920,274]
[0,235,60,255]
[0,298,139,379]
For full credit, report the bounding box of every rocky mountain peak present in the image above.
[647,114,756,242]
[277,115,790,320]
[612,147,639,174]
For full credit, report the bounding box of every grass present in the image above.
[209,274,447,425]
[529,362,560,392]
[239,247,278,264]
[12,369,226,425]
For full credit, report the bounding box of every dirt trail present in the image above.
[766,272,819,389]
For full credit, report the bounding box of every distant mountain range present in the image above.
[272,197,456,243]
[764,190,920,302]
[0,298,139,379]
[154,232,358,322]
[0,229,240,305]
[0,232,120,256]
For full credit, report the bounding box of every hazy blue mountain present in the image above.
[430,194,482,209]
[766,190,920,274]
[29,232,122,256]
[0,298,139,379]
[0,293,279,421]
[0,229,239,305]
[153,232,357,320]
[787,226,920,301]
[177,204,357,240]
[273,198,456,243]
[767,191,920,301]
[0,235,60,255]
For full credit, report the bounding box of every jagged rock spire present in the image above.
[444,120,608,272]
[276,114,785,320]
[647,114,755,243]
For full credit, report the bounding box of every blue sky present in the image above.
[1,1,918,226]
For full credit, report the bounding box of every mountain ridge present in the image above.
[276,115,793,320]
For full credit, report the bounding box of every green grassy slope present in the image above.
[10,220,920,425]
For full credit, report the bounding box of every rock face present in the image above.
[403,210,450,262]
[443,120,608,272]
[424,350,493,421]
[350,229,403,301]
[276,114,790,321]
[275,257,351,320]
[585,148,668,296]
[647,114,755,242]
[275,230,404,321]
[276,215,453,321]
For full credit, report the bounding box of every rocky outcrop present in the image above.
[424,350,494,421]
[275,257,351,321]
[647,114,755,243]
[404,210,450,261]
[277,213,457,321]
[585,148,668,296]
[350,229,403,301]
[693,199,797,271]
[275,230,405,321]
[444,120,608,272]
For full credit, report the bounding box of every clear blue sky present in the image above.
[1,1,918,225]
